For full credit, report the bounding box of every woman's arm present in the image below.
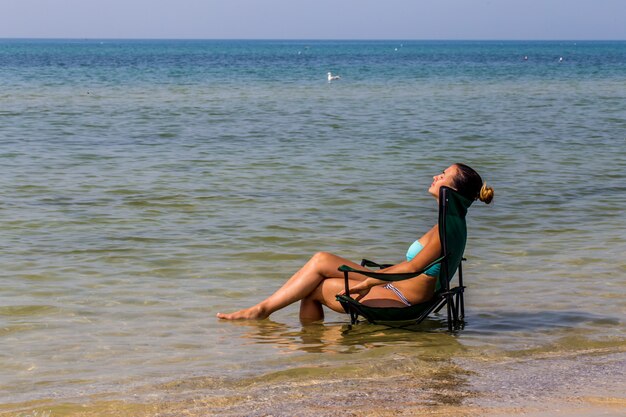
[341,226,441,298]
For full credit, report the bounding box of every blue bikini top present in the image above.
[406,240,441,278]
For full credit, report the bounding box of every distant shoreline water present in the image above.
[1,39,624,414]
[1,37,625,41]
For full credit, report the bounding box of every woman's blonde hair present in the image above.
[478,182,494,204]
[453,163,494,204]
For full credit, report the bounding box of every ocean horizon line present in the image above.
[1,37,624,43]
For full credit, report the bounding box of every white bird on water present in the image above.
[327,72,341,82]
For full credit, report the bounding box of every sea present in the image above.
[0,39,625,416]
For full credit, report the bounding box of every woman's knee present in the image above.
[310,251,336,270]
[312,251,333,262]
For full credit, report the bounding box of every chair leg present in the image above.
[452,296,459,325]
[454,293,460,322]
[434,299,446,314]
[350,310,358,325]
[446,295,453,331]
[448,294,466,330]
[450,292,467,329]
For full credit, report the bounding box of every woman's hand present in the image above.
[339,278,381,301]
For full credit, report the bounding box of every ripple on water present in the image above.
[0,305,64,318]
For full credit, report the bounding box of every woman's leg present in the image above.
[299,278,410,323]
[216,252,368,320]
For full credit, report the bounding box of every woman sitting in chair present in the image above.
[217,163,494,322]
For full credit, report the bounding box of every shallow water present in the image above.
[0,40,625,411]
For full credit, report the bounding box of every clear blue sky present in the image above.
[1,0,624,40]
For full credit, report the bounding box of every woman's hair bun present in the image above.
[478,183,494,204]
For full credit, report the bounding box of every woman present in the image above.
[217,163,494,322]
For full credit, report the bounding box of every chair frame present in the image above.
[336,186,467,331]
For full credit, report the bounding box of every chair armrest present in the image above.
[360,259,394,269]
[438,286,466,296]
[339,255,446,282]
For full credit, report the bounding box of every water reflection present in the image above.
[227,317,465,357]
[223,308,626,366]
[157,320,476,415]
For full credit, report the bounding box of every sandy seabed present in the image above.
[2,351,625,417]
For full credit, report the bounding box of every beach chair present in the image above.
[335,186,473,331]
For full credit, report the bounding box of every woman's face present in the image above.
[428,165,459,198]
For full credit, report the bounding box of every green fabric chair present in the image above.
[335,186,473,331]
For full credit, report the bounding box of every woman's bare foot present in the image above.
[216,305,268,320]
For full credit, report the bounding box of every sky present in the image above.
[0,0,624,40]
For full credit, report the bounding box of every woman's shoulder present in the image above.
[418,225,439,244]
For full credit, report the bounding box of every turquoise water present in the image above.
[0,40,625,411]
